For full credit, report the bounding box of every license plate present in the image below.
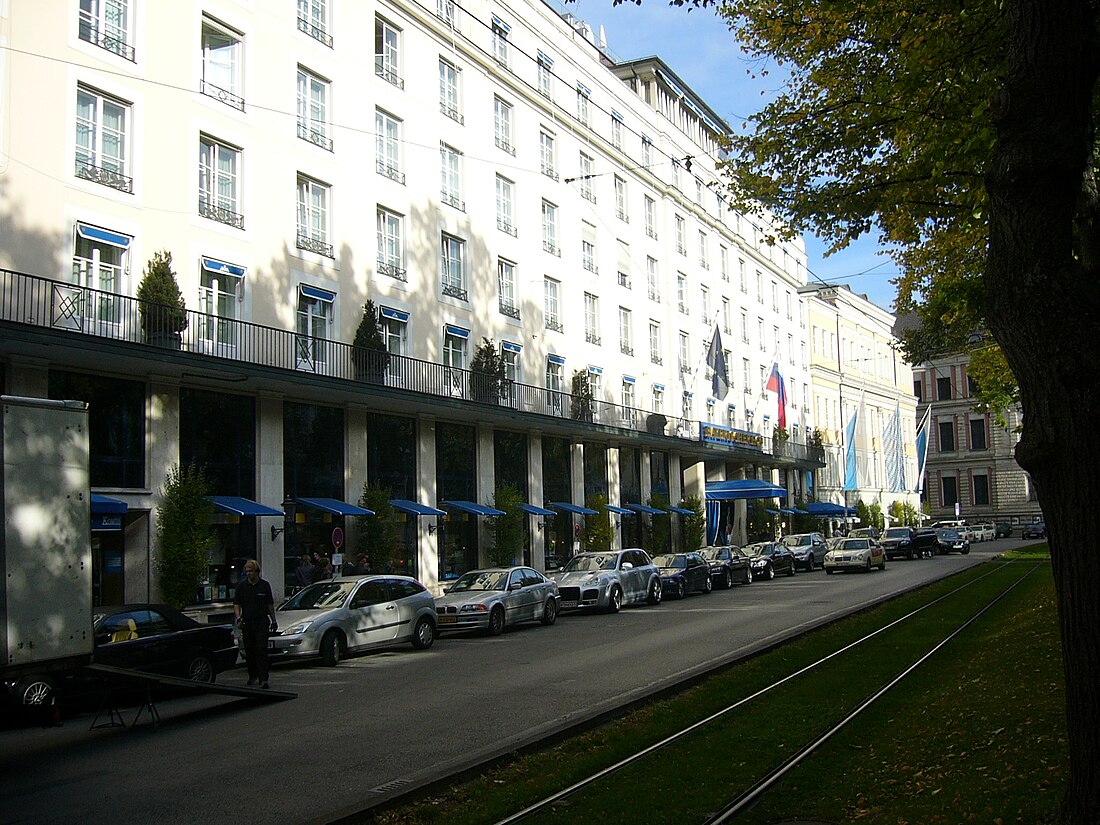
[439,616,458,623]
[561,601,578,609]
[267,640,275,649]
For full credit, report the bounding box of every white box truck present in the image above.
[1,396,93,705]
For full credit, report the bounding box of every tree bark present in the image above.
[986,2,1100,821]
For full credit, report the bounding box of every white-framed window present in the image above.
[644,195,657,239]
[720,246,729,281]
[542,200,559,256]
[739,258,747,293]
[79,0,133,61]
[71,223,131,329]
[498,258,518,318]
[588,368,603,405]
[496,175,516,236]
[741,311,749,343]
[494,97,514,154]
[758,318,766,352]
[436,0,456,27]
[546,358,564,411]
[647,256,660,302]
[695,177,705,206]
[649,320,661,364]
[501,342,521,383]
[295,174,332,256]
[641,135,653,167]
[296,284,333,368]
[375,109,403,183]
[622,378,636,411]
[756,269,764,303]
[700,285,709,321]
[537,51,553,99]
[539,130,557,179]
[439,142,463,210]
[743,358,751,391]
[576,83,590,125]
[679,331,690,373]
[672,157,682,189]
[376,207,405,280]
[584,293,600,344]
[786,291,793,320]
[788,333,795,365]
[198,135,242,229]
[677,273,688,315]
[675,214,686,254]
[721,298,731,334]
[75,84,131,193]
[581,222,597,273]
[611,112,623,149]
[579,152,595,202]
[698,230,709,268]
[198,258,243,351]
[381,307,408,356]
[200,16,243,110]
[619,307,633,356]
[544,277,562,331]
[492,16,510,66]
[375,17,402,87]
[652,384,663,413]
[297,0,331,47]
[771,281,778,312]
[681,391,693,420]
[614,176,628,222]
[443,325,468,370]
[439,58,462,122]
[296,67,331,150]
[440,233,467,300]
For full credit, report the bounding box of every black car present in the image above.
[881,527,922,560]
[1021,521,1047,539]
[699,546,753,587]
[740,542,797,580]
[933,529,971,555]
[652,552,713,598]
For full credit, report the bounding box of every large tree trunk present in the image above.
[986,2,1100,822]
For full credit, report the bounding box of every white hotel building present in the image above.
[0,0,831,608]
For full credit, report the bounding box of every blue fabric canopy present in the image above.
[207,496,284,517]
[549,501,598,516]
[704,480,788,500]
[805,501,857,517]
[390,499,446,516]
[297,497,374,516]
[520,503,555,517]
[91,494,127,515]
[441,500,506,516]
[604,505,634,515]
[666,505,695,515]
[624,503,665,515]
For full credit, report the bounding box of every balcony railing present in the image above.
[75,156,133,194]
[199,198,245,230]
[296,234,334,258]
[585,332,601,345]
[496,137,516,156]
[441,190,465,211]
[376,62,404,89]
[200,80,245,112]
[377,260,407,282]
[497,218,518,237]
[543,240,560,257]
[441,282,468,301]
[0,267,825,467]
[297,121,333,151]
[297,15,333,47]
[545,318,564,333]
[376,160,406,184]
[441,103,464,124]
[499,300,520,320]
[78,19,135,61]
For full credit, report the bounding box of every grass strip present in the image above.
[365,562,1064,825]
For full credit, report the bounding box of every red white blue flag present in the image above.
[765,362,787,429]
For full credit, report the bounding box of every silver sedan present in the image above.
[435,567,560,635]
[271,575,437,666]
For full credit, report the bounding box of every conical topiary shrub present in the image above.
[136,250,188,347]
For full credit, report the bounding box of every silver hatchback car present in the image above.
[551,548,662,612]
[271,575,437,666]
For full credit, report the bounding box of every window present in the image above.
[296,285,333,369]
[914,379,923,402]
[542,200,559,256]
[584,293,600,344]
[622,378,636,411]
[376,208,405,280]
[652,384,663,412]
[644,195,657,239]
[743,359,751,391]
[581,222,597,273]
[722,297,731,334]
[698,231,709,268]
[756,269,763,302]
[439,143,463,210]
[537,52,553,99]
[72,223,131,328]
[297,67,331,150]
[681,391,693,420]
[297,0,331,47]
[941,474,958,508]
[679,332,690,373]
[619,307,633,356]
[649,321,662,364]
[382,308,408,355]
[375,109,404,183]
[375,18,402,87]
[672,157,682,189]
[443,326,468,370]
[771,281,778,312]
[579,153,595,202]
[758,318,765,351]
[739,258,747,293]
[198,136,242,229]
[641,135,653,167]
[647,257,660,302]
[937,376,952,400]
[695,177,705,206]
[611,113,623,149]
[440,234,467,300]
[544,278,562,332]
[540,131,557,179]
[79,0,134,61]
[973,473,990,506]
[295,175,332,256]
[741,311,749,343]
[720,246,728,281]
[496,175,516,236]
[75,85,132,193]
[201,17,243,110]
[198,258,243,352]
[786,291,792,320]
[439,58,462,122]
[675,215,686,254]
[614,176,628,222]
[491,17,510,67]
[938,420,955,452]
[970,418,987,450]
[967,374,980,396]
[700,286,710,322]
[494,97,514,154]
[501,343,521,383]
[576,83,590,126]
[436,0,456,26]
[546,359,564,411]
[498,259,519,318]
[677,274,688,315]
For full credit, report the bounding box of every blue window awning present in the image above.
[705,480,788,501]
[502,341,522,354]
[76,222,132,249]
[201,257,246,278]
[605,505,633,515]
[91,494,128,515]
[207,496,285,517]
[380,306,409,323]
[444,324,470,339]
[547,354,566,365]
[300,284,335,303]
[390,499,447,517]
[623,375,635,384]
[441,500,506,517]
[624,502,664,515]
[521,503,555,517]
[297,497,374,516]
[667,506,695,515]
[549,501,598,516]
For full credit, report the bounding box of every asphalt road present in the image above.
[0,540,1028,825]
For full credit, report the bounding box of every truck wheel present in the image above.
[15,675,54,705]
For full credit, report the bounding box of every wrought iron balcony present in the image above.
[498,300,520,319]
[581,189,597,204]
[616,209,629,223]
[297,121,333,151]
[0,267,824,468]
[297,15,333,47]
[75,157,132,194]
[200,80,245,112]
[441,103,464,124]
[618,273,631,289]
[651,354,663,365]
[441,190,465,212]
[495,137,516,156]
[375,62,404,89]
[376,161,406,184]
[78,19,135,61]
[199,198,245,230]
[582,260,598,274]
[646,227,658,240]
[296,234,334,258]
[545,318,564,333]
[441,282,469,301]
[541,165,559,181]
[621,344,634,356]
[543,240,560,257]
[377,260,407,282]
[497,218,518,237]
[585,332,601,345]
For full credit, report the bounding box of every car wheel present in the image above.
[675,579,686,599]
[787,562,796,577]
[15,675,53,706]
[608,585,624,613]
[723,570,733,590]
[540,598,558,626]
[879,557,887,571]
[186,654,216,683]
[826,567,834,575]
[488,606,506,636]
[321,629,344,667]
[765,564,775,581]
[703,575,713,594]
[865,558,872,573]
[744,567,753,584]
[412,617,435,650]
[962,547,971,555]
[646,578,662,605]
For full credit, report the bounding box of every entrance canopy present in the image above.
[704,480,788,500]
[91,494,128,515]
[805,502,857,517]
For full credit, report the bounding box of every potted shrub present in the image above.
[470,337,506,405]
[137,250,188,348]
[352,300,389,383]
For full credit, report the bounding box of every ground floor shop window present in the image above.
[439,518,477,581]
[199,520,256,603]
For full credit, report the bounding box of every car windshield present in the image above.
[699,548,725,561]
[884,528,910,539]
[937,529,961,539]
[652,554,686,569]
[281,581,356,610]
[781,535,810,547]
[850,529,874,537]
[746,543,772,556]
[562,554,617,572]
[449,570,508,592]
[839,539,870,550]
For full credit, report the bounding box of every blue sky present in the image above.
[566,0,900,312]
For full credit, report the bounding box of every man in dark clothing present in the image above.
[233,559,277,689]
